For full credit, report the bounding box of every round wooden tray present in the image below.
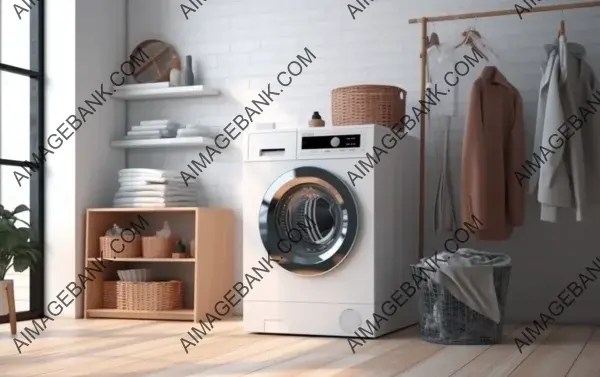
[131,39,180,83]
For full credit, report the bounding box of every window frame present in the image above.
[0,0,45,322]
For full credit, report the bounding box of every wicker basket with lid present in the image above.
[331,85,406,128]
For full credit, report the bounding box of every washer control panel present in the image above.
[301,134,361,150]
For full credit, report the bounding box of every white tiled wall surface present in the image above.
[126,0,600,322]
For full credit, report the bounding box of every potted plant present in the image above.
[0,205,40,316]
[172,240,188,259]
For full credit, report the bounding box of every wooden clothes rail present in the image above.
[408,1,600,259]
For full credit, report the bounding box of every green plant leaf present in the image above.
[17,247,40,263]
[11,205,29,216]
[0,261,8,281]
[13,255,31,272]
[0,220,13,232]
[16,227,32,241]
[3,233,19,249]
[0,203,39,276]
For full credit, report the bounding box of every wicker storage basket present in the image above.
[103,281,117,309]
[331,85,406,127]
[99,236,141,259]
[142,236,176,258]
[116,281,183,311]
[410,265,511,345]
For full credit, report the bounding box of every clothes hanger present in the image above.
[428,32,441,49]
[423,27,444,60]
[426,32,442,58]
[425,32,439,82]
[454,18,478,50]
[455,28,489,61]
[427,24,446,63]
[453,19,488,60]
[454,20,502,63]
[427,24,454,63]
[558,11,565,37]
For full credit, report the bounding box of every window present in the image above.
[0,1,45,321]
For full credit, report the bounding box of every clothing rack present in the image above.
[408,1,600,259]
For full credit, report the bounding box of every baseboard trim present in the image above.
[506,299,600,324]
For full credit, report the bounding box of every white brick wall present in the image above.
[126,0,600,322]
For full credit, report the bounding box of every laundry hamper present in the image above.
[410,263,512,345]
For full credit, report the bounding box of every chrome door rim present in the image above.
[258,167,359,276]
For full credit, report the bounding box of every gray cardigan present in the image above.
[530,37,600,222]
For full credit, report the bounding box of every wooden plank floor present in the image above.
[0,319,598,376]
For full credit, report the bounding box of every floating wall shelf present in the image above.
[113,85,220,101]
[110,136,215,149]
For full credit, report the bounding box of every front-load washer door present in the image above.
[259,166,358,276]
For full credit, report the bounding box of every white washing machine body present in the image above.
[242,125,419,337]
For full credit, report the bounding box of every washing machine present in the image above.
[242,125,419,338]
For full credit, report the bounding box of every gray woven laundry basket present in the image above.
[410,264,512,345]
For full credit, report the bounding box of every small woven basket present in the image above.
[142,236,176,258]
[116,281,183,311]
[103,281,118,309]
[331,85,406,128]
[99,236,142,259]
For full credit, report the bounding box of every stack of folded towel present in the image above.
[113,169,197,208]
[176,124,209,138]
[125,120,181,140]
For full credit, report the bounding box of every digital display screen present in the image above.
[301,134,361,150]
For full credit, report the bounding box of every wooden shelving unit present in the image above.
[83,207,234,322]
[87,257,195,263]
[86,308,194,321]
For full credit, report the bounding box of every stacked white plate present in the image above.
[126,120,181,140]
[176,124,210,138]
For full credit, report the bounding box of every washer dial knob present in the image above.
[330,137,341,147]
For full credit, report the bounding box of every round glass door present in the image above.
[258,167,358,276]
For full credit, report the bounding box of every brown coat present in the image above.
[461,66,525,241]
